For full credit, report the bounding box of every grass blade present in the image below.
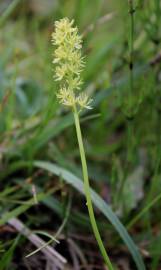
[0,192,47,226]
[0,0,22,27]
[34,160,146,270]
[0,236,19,270]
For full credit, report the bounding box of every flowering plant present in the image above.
[52,18,114,270]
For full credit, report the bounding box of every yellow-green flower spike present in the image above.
[52,18,92,110]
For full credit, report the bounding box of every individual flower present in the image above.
[77,93,93,110]
[56,87,76,107]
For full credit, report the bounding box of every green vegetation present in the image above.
[0,0,161,269]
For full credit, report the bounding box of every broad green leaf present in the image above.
[121,166,144,215]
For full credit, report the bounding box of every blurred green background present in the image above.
[0,0,161,269]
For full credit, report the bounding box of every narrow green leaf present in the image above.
[0,236,19,270]
[0,0,22,27]
[34,160,145,270]
[0,192,47,226]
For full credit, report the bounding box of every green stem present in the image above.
[129,0,134,105]
[125,1,135,166]
[73,106,114,270]
[127,191,161,229]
